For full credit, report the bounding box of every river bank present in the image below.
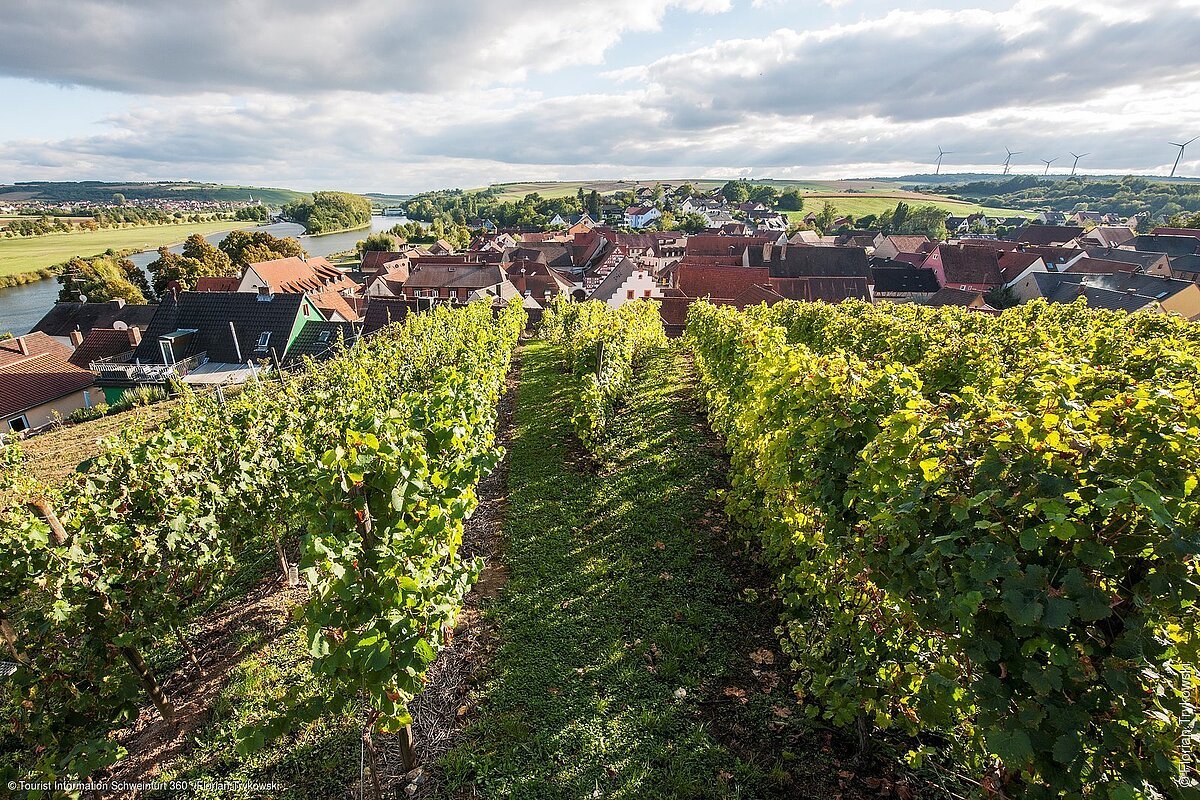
[0,215,413,335]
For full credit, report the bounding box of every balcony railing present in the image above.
[90,352,208,383]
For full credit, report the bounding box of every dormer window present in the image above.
[318,329,332,343]
[255,331,271,351]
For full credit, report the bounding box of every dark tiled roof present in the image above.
[361,298,422,336]
[403,264,505,291]
[770,246,870,279]
[924,287,985,308]
[1046,283,1157,313]
[1082,247,1166,270]
[132,291,310,365]
[731,283,787,306]
[1130,235,1200,257]
[871,264,940,294]
[1169,254,1200,277]
[32,300,157,338]
[1013,224,1084,246]
[0,333,94,417]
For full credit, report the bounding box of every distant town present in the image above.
[3,176,1200,436]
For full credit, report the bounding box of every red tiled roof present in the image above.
[997,251,1043,283]
[360,250,408,275]
[68,328,141,367]
[677,264,770,300]
[195,276,240,292]
[938,243,1002,286]
[0,333,94,417]
[248,256,358,294]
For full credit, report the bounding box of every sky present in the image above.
[1,0,1200,194]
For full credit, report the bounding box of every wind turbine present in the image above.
[934,146,953,175]
[1069,152,1089,177]
[1002,147,1021,175]
[1041,157,1058,176]
[1169,137,1197,178]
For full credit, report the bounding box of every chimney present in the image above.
[128,327,142,346]
[69,330,84,347]
[15,336,30,356]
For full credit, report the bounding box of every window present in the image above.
[7,415,29,433]
[83,390,92,409]
[626,289,635,300]
[159,339,176,366]
[256,331,271,350]
[643,290,652,298]
[318,329,332,344]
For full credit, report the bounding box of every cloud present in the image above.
[0,0,730,94]
[632,1,1200,127]
[3,0,1200,190]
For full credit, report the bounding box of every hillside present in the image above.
[931,174,1200,218]
[0,181,308,207]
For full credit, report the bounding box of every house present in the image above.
[995,251,1048,286]
[1011,224,1085,247]
[237,256,362,322]
[1079,225,1136,248]
[360,250,410,276]
[923,287,992,310]
[677,264,771,300]
[1081,247,1172,276]
[1015,273,1200,319]
[1035,211,1070,226]
[600,204,626,226]
[789,230,822,245]
[195,276,241,291]
[926,243,1002,290]
[872,234,931,261]
[760,245,873,302]
[624,206,662,229]
[588,258,665,308]
[400,263,508,303]
[32,299,158,350]
[68,327,145,368]
[91,290,335,392]
[505,259,574,307]
[0,333,96,434]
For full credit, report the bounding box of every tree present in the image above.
[111,193,126,206]
[56,254,148,304]
[282,191,372,234]
[778,189,805,211]
[722,180,751,203]
[587,190,601,219]
[749,185,779,206]
[895,204,949,240]
[891,201,911,232]
[814,201,838,234]
[147,234,235,295]
[358,233,398,254]
[219,229,307,269]
[676,183,696,199]
[679,212,710,234]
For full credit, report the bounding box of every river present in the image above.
[0,215,412,335]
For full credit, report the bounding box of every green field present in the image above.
[784,194,1033,223]
[470,178,1030,219]
[0,220,256,278]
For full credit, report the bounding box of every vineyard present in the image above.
[688,299,1200,798]
[1,296,1198,798]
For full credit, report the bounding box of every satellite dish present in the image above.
[78,295,88,303]
[113,321,128,331]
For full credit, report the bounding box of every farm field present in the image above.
[471,178,1030,219]
[0,220,254,277]
[784,194,1031,222]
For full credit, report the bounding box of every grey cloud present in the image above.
[0,0,724,94]
[638,3,1200,129]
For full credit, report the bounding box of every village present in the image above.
[6,182,1200,436]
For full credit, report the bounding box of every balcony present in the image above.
[90,352,209,384]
